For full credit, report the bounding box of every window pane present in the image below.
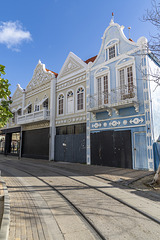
[127,66,133,94]
[77,88,84,110]
[109,46,115,59]
[75,123,86,134]
[97,78,102,105]
[103,75,108,104]
[59,95,64,115]
[119,69,125,99]
[56,126,66,135]
[67,125,74,134]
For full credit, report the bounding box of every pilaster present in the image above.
[49,75,56,161]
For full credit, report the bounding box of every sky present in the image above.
[0,0,157,95]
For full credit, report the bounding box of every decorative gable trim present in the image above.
[26,60,55,92]
[57,52,87,82]
[92,21,137,68]
[12,84,23,100]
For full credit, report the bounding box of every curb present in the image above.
[0,180,10,240]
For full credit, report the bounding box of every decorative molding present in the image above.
[62,59,81,75]
[22,121,50,131]
[92,123,102,128]
[109,120,120,127]
[56,115,86,126]
[26,62,53,92]
[129,117,144,124]
[25,85,50,98]
[57,52,87,81]
[56,75,86,91]
[90,115,146,130]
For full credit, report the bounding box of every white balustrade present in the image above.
[17,109,50,124]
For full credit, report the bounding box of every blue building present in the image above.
[86,18,160,171]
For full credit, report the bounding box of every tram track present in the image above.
[1,159,160,240]
[0,162,107,240]
[2,160,160,226]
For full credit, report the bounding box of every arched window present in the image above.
[77,87,84,111]
[43,99,48,110]
[67,90,74,114]
[58,94,64,115]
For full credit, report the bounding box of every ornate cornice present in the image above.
[56,114,86,126]
[26,61,53,92]
[56,74,86,91]
[22,121,50,131]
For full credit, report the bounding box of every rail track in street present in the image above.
[1,159,160,240]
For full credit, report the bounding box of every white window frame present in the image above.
[34,104,40,112]
[57,93,64,116]
[94,68,110,106]
[105,39,119,62]
[76,86,85,113]
[66,89,74,114]
[116,58,136,101]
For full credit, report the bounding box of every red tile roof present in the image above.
[46,68,58,78]
[84,55,97,64]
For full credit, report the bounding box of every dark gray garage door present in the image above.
[55,133,86,163]
[91,130,132,168]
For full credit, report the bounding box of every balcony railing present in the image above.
[88,85,138,114]
[17,109,50,125]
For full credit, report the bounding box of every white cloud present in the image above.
[0,21,32,51]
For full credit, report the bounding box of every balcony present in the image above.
[17,109,50,125]
[88,85,139,116]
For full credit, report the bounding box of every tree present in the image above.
[143,0,160,184]
[0,65,12,128]
[143,0,160,59]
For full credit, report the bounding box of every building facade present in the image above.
[0,19,160,171]
[86,19,160,171]
[0,60,57,159]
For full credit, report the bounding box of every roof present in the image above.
[84,55,97,64]
[46,68,58,78]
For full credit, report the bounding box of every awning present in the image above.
[11,108,16,113]
[39,97,48,105]
[17,106,22,111]
[23,103,32,110]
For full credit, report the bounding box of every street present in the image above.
[0,156,160,240]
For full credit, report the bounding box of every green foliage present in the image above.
[0,65,12,128]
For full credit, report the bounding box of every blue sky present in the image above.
[0,0,156,95]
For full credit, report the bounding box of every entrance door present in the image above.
[134,132,148,169]
[91,130,132,168]
[91,131,114,166]
[55,133,86,163]
[67,96,74,114]
[113,131,132,168]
